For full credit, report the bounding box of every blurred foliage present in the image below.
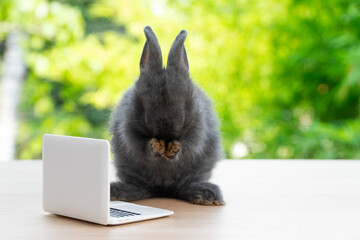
[0,0,359,159]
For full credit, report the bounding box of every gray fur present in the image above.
[110,26,224,206]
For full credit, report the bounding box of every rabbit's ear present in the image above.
[140,26,163,72]
[167,30,189,73]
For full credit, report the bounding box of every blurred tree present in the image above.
[262,0,360,158]
[0,30,26,161]
[0,0,359,159]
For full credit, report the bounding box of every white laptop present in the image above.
[42,134,174,225]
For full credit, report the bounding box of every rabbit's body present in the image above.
[110,26,224,205]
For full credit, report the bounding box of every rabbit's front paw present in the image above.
[165,140,180,158]
[150,138,166,157]
[150,138,180,160]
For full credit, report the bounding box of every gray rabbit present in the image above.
[110,26,224,206]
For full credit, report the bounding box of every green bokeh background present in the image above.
[1,0,359,159]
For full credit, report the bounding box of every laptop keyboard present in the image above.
[110,208,141,218]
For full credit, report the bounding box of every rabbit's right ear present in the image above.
[140,26,163,72]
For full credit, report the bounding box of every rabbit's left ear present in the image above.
[167,30,189,73]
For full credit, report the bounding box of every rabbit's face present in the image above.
[136,69,192,140]
[135,26,192,141]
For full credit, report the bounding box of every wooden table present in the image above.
[1,160,360,240]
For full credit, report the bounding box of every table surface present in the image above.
[1,160,360,240]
